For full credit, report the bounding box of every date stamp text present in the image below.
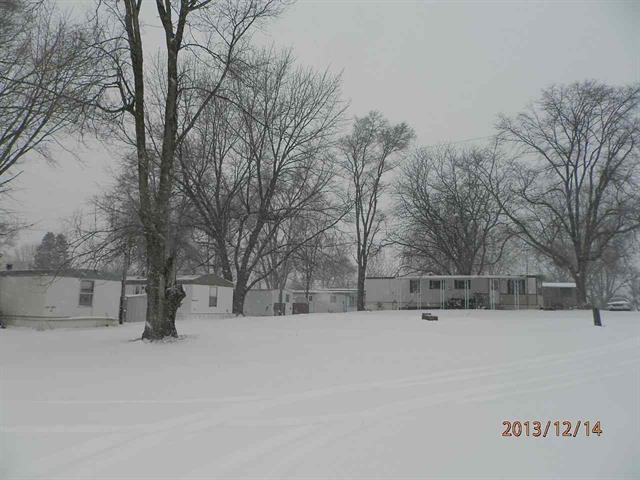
[501,420,603,438]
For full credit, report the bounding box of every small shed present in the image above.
[541,282,578,310]
[0,269,121,328]
[292,289,357,314]
[244,289,293,316]
[125,273,234,322]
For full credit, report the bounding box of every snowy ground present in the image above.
[1,309,639,479]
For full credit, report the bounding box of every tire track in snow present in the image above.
[201,358,640,479]
[27,393,266,405]
[179,348,640,478]
[10,335,639,479]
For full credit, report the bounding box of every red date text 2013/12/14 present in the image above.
[501,420,603,438]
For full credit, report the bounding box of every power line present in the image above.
[418,134,496,149]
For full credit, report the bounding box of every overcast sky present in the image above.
[6,0,638,251]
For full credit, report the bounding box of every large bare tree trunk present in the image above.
[120,1,173,340]
[141,1,182,340]
[233,282,249,316]
[88,1,283,339]
[143,250,174,339]
[574,269,588,308]
[120,0,178,340]
[356,263,366,311]
[118,244,131,324]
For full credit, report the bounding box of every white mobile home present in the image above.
[125,273,234,321]
[292,289,357,314]
[365,275,543,310]
[243,289,293,316]
[0,270,121,328]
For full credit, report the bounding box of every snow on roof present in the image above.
[0,269,121,281]
[247,288,293,292]
[292,289,357,295]
[368,274,540,280]
[126,273,233,287]
[542,282,577,288]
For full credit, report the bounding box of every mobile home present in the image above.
[125,273,234,321]
[243,289,294,316]
[0,269,121,328]
[365,275,543,310]
[292,289,357,314]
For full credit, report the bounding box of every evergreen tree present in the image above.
[34,232,69,269]
[54,234,70,268]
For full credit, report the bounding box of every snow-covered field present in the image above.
[1,309,639,479]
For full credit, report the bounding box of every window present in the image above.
[409,279,420,293]
[330,295,337,303]
[79,280,94,307]
[429,280,441,290]
[285,294,290,303]
[209,286,218,307]
[308,295,313,302]
[507,279,526,295]
[454,279,471,290]
[134,285,146,295]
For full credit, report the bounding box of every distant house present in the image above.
[124,273,234,322]
[292,289,357,314]
[365,275,543,310]
[244,289,294,316]
[541,282,577,310]
[0,269,121,328]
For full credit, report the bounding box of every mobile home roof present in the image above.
[0,269,120,281]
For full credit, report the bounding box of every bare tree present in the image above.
[493,81,640,306]
[0,0,20,33]
[180,50,346,314]
[394,145,511,275]
[0,0,94,251]
[291,230,354,296]
[290,229,324,297]
[90,0,283,339]
[0,214,25,257]
[70,155,206,324]
[0,0,98,185]
[587,235,638,307]
[339,111,414,310]
[255,217,305,309]
[366,247,401,278]
[11,242,38,267]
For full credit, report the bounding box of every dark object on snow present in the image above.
[0,318,5,329]
[422,312,438,321]
[592,307,602,327]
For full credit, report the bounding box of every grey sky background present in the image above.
[6,0,639,251]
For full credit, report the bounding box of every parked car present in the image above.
[607,298,633,311]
